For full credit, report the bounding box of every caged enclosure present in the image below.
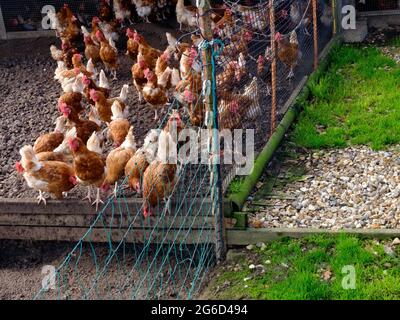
[0,0,336,299]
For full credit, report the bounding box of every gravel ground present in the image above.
[249,146,400,230]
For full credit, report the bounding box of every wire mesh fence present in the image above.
[0,0,336,300]
[212,0,334,191]
[26,0,224,300]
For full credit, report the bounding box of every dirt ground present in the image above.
[0,22,182,200]
[0,239,214,300]
[0,239,73,299]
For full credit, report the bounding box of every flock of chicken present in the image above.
[14,0,332,217]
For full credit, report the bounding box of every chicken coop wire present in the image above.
[210,0,333,191]
[33,30,225,299]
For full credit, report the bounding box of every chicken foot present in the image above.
[113,182,119,198]
[82,186,92,203]
[111,69,117,81]
[287,68,295,80]
[92,188,104,211]
[37,191,47,205]
[164,196,172,215]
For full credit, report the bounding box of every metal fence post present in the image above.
[0,6,7,40]
[197,0,226,263]
[332,0,337,35]
[269,0,277,134]
[312,0,319,70]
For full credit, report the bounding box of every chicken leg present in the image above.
[82,186,92,203]
[111,70,117,81]
[287,68,295,80]
[113,182,119,198]
[92,188,104,211]
[37,191,47,205]
[154,109,159,121]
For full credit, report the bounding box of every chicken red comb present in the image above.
[274,32,282,41]
[244,31,253,41]
[92,16,100,24]
[161,51,170,61]
[184,90,195,103]
[58,101,67,111]
[133,32,141,42]
[73,53,81,60]
[138,59,147,68]
[100,183,110,193]
[63,3,69,8]
[143,68,152,78]
[68,137,79,150]
[69,175,78,186]
[126,28,134,37]
[95,30,104,40]
[229,100,240,114]
[82,74,90,85]
[60,103,71,117]
[143,203,151,218]
[189,47,197,57]
[15,161,24,174]
[89,89,99,101]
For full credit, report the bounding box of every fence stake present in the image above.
[332,0,337,35]
[269,0,277,134]
[312,0,318,70]
[197,0,226,263]
[0,6,7,40]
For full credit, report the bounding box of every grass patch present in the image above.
[201,235,400,300]
[390,36,400,47]
[227,177,245,196]
[290,44,400,150]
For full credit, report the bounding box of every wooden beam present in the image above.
[0,198,213,216]
[0,213,215,230]
[227,228,400,245]
[358,9,400,17]
[0,226,215,244]
[6,30,56,40]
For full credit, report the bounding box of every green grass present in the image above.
[290,44,400,150]
[201,235,400,300]
[390,36,400,47]
[227,177,245,195]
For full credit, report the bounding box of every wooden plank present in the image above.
[6,30,56,40]
[0,226,215,244]
[227,228,400,245]
[358,9,400,17]
[0,198,213,216]
[0,213,214,229]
